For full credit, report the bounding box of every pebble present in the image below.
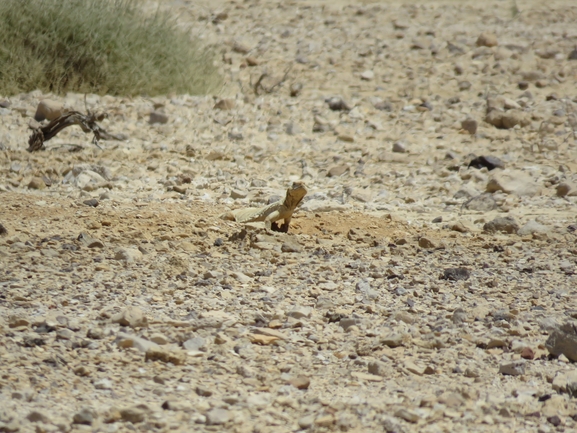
[206,408,230,425]
[483,216,519,234]
[499,360,526,376]
[73,408,97,425]
[546,322,577,362]
[461,118,478,134]
[111,306,148,328]
[149,111,169,124]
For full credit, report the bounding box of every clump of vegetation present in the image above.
[0,0,221,96]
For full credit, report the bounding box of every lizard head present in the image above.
[285,181,307,206]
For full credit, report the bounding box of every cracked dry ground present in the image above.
[2,0,577,432]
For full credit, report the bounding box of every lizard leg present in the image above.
[278,216,291,233]
[264,211,281,231]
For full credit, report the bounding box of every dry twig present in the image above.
[27,110,125,152]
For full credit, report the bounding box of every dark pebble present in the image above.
[547,415,561,427]
[468,155,505,170]
[441,267,471,281]
[83,199,99,207]
[432,216,443,223]
[214,238,224,247]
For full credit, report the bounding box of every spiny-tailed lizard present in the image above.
[220,181,307,232]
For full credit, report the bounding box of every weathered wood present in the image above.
[27,111,125,152]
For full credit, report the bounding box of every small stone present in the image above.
[214,99,235,110]
[288,306,312,319]
[394,408,420,423]
[521,347,535,360]
[518,220,550,237]
[245,56,259,66]
[298,414,315,429]
[518,81,529,90]
[468,155,504,171]
[463,193,497,212]
[183,337,205,351]
[392,141,407,153]
[73,408,97,425]
[380,334,405,348]
[483,216,519,234]
[0,223,7,236]
[281,242,302,253]
[476,32,498,47]
[28,177,46,190]
[289,375,310,390]
[149,333,170,345]
[111,306,148,328]
[206,408,230,425]
[27,410,51,423]
[327,165,349,177]
[486,169,540,197]
[569,47,577,60]
[114,247,143,263]
[149,111,168,125]
[9,315,30,328]
[556,182,575,197]
[35,99,64,121]
[461,118,478,134]
[82,199,99,207]
[119,407,146,423]
[360,70,374,81]
[315,415,335,427]
[418,237,437,249]
[368,360,389,377]
[327,97,350,111]
[145,347,186,365]
[499,360,526,376]
[545,322,577,362]
[458,81,472,91]
[94,378,113,389]
[442,267,470,281]
[290,83,303,97]
[547,415,561,427]
[196,385,213,397]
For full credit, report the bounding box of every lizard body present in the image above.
[220,181,307,232]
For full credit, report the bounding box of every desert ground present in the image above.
[1,0,577,432]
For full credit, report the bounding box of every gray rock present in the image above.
[486,170,540,197]
[26,410,51,423]
[461,118,478,134]
[463,193,497,212]
[499,360,526,376]
[206,408,230,425]
[552,370,577,397]
[288,306,312,319]
[183,336,205,351]
[368,360,389,377]
[119,406,146,423]
[114,248,143,263]
[517,220,550,236]
[149,111,169,124]
[73,408,97,425]
[392,141,407,153]
[116,332,159,352]
[483,216,519,234]
[545,321,577,362]
[111,306,148,328]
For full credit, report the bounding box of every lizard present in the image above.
[220,181,307,232]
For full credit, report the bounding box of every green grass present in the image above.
[0,0,221,96]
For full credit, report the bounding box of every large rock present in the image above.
[483,216,519,234]
[111,306,148,328]
[486,170,541,197]
[545,321,577,362]
[34,99,64,121]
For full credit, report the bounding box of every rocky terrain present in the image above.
[1,0,577,432]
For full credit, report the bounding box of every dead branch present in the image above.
[27,110,126,152]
